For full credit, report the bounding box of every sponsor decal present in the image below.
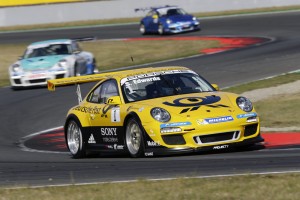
[237,112,257,119]
[133,77,160,84]
[120,70,194,85]
[101,128,117,136]
[113,144,124,150]
[101,114,108,118]
[196,119,209,125]
[213,145,229,150]
[160,121,191,128]
[197,116,234,125]
[111,107,121,122]
[73,106,101,114]
[163,96,221,107]
[147,141,160,147]
[103,137,118,143]
[162,96,228,114]
[88,134,96,144]
[145,152,154,157]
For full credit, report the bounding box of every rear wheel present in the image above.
[125,117,145,158]
[66,119,86,158]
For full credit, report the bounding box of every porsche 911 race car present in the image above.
[137,5,200,35]
[47,66,263,158]
[9,39,97,89]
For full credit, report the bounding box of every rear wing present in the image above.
[47,73,114,91]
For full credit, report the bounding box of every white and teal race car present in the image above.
[9,39,97,89]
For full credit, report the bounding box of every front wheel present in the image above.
[158,24,164,35]
[66,119,86,158]
[125,118,145,158]
[139,23,146,35]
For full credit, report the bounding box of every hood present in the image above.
[137,92,238,119]
[20,55,67,71]
[167,14,194,22]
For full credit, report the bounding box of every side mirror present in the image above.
[211,84,220,91]
[106,96,122,105]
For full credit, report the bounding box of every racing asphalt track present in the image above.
[0,11,300,187]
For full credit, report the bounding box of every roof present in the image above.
[152,5,178,10]
[28,39,72,48]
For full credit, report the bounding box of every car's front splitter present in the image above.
[144,134,264,157]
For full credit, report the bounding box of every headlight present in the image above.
[58,59,67,68]
[166,19,172,24]
[236,97,253,112]
[193,17,197,21]
[12,63,20,72]
[151,107,171,122]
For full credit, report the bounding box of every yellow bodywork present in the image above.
[48,66,261,154]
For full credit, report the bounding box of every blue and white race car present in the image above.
[138,6,200,35]
[9,39,97,89]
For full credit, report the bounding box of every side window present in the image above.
[87,80,119,104]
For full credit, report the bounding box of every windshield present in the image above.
[23,44,71,58]
[157,8,187,16]
[121,70,214,103]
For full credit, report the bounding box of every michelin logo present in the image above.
[198,116,233,125]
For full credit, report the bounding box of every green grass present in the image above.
[223,73,300,94]
[1,173,300,199]
[255,93,300,128]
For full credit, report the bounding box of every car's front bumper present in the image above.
[165,21,200,33]
[144,133,264,157]
[10,71,67,87]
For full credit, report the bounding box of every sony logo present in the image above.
[101,128,117,136]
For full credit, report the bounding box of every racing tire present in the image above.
[158,24,164,35]
[74,63,80,76]
[125,117,145,158]
[92,58,98,74]
[139,23,146,35]
[66,119,86,158]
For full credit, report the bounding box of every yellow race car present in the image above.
[48,66,263,158]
